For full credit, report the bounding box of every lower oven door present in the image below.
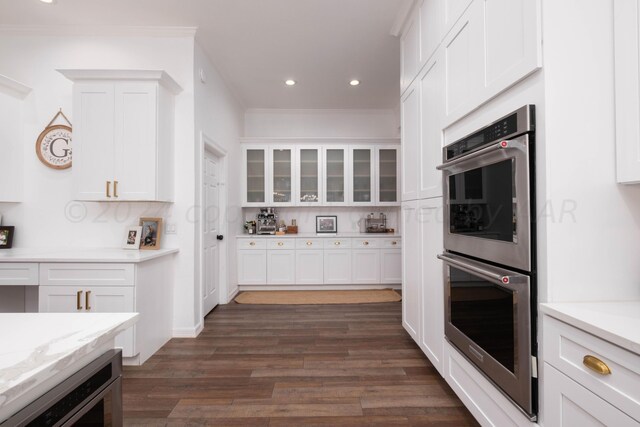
[438,252,534,417]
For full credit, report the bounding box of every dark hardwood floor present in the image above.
[122,301,479,426]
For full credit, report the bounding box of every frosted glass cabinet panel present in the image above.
[352,148,374,204]
[272,147,294,204]
[298,147,321,205]
[324,147,348,205]
[378,148,400,204]
[244,148,266,205]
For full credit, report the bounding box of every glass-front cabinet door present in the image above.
[243,147,266,206]
[297,147,322,205]
[271,146,295,205]
[323,147,348,205]
[351,147,374,204]
[377,147,400,205]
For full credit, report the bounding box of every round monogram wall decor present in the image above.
[36,110,72,170]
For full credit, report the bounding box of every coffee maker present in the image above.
[256,208,278,235]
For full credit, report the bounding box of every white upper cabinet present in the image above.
[614,0,640,184]
[297,147,322,205]
[401,9,421,94]
[401,84,420,201]
[270,146,296,206]
[350,146,375,205]
[323,146,349,206]
[376,146,401,205]
[243,146,267,206]
[419,0,446,64]
[445,0,473,28]
[0,75,31,203]
[59,70,181,202]
[419,52,445,199]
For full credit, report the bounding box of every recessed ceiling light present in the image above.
[350,80,360,86]
[285,79,296,86]
[40,0,56,3]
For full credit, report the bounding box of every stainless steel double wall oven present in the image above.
[437,105,537,419]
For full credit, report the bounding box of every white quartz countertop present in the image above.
[237,232,401,239]
[540,301,640,355]
[0,247,179,263]
[0,313,139,422]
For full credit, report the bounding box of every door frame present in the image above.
[198,132,228,324]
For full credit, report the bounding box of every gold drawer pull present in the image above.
[85,290,92,311]
[392,241,398,245]
[114,180,119,198]
[306,241,312,246]
[106,181,111,198]
[583,355,611,375]
[76,290,83,310]
[278,242,284,246]
[334,241,341,245]
[363,241,369,246]
[249,242,256,246]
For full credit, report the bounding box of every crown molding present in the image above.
[389,0,419,37]
[57,69,183,94]
[0,25,197,38]
[0,74,32,99]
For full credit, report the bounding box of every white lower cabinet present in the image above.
[295,250,323,284]
[380,249,402,284]
[267,250,296,284]
[352,249,381,284]
[402,201,421,342]
[323,249,352,285]
[544,363,638,427]
[237,250,267,285]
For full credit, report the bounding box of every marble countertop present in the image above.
[0,247,179,263]
[0,312,138,422]
[237,232,402,239]
[540,301,640,355]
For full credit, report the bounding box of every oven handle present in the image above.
[436,138,525,171]
[437,253,516,287]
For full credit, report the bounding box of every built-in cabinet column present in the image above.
[401,85,420,201]
[401,201,420,342]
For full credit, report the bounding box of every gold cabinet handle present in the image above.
[363,241,369,246]
[76,290,83,310]
[392,241,398,245]
[250,242,256,246]
[334,241,341,245]
[106,181,111,198]
[114,181,119,198]
[583,355,611,375]
[85,290,92,311]
[277,242,284,246]
[306,241,312,246]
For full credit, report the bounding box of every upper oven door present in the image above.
[438,134,531,272]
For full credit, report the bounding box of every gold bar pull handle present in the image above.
[583,355,611,375]
[106,181,111,198]
[85,290,92,311]
[76,290,83,310]
[114,181,119,198]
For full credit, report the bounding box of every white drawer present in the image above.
[0,263,39,286]
[237,239,267,250]
[380,237,402,248]
[352,238,379,248]
[267,239,295,250]
[40,263,134,287]
[323,238,352,249]
[544,315,640,421]
[295,238,324,249]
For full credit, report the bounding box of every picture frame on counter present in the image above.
[316,215,337,234]
[139,217,162,250]
[123,226,142,250]
[0,226,15,249]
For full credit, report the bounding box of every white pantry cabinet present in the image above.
[0,75,31,203]
[243,146,268,206]
[376,146,401,205]
[267,250,296,284]
[400,7,421,94]
[237,243,267,285]
[58,70,181,202]
[614,0,640,184]
[401,201,420,342]
[295,249,324,285]
[270,146,296,206]
[401,84,420,201]
[323,146,350,206]
[351,239,381,284]
[350,146,375,205]
[380,248,402,284]
[297,147,322,205]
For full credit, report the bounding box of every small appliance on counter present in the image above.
[256,207,278,235]
[364,212,387,233]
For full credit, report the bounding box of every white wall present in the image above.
[0,32,200,333]
[245,108,400,138]
[193,43,244,318]
[542,0,640,302]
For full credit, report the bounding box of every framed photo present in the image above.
[139,217,163,250]
[0,226,15,249]
[316,215,337,234]
[123,226,142,250]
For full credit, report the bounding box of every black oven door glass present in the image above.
[449,266,516,372]
[448,159,515,242]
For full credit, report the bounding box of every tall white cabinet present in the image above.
[0,75,31,202]
[58,70,182,202]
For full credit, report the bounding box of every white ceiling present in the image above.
[0,0,409,109]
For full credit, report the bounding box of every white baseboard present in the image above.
[227,287,240,302]
[239,284,401,291]
[172,322,204,338]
